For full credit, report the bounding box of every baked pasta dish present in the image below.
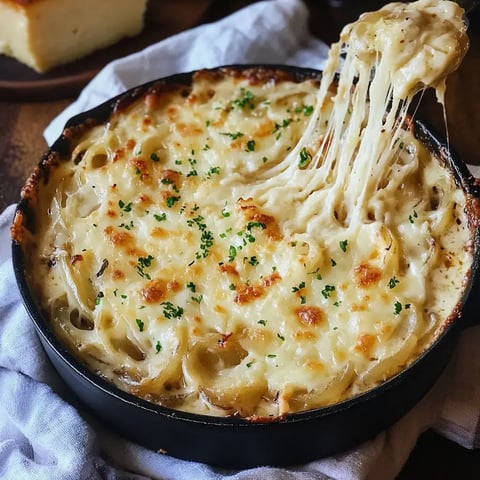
[13,0,473,418]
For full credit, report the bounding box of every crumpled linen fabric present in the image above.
[2,0,480,478]
[44,0,329,145]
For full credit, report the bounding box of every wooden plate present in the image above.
[0,0,213,101]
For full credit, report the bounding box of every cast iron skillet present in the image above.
[11,65,480,469]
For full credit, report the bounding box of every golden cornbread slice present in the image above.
[0,0,147,72]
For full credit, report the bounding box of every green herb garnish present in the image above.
[292,281,306,293]
[137,255,154,279]
[161,301,184,319]
[394,301,402,315]
[220,131,244,140]
[233,88,255,109]
[322,285,336,299]
[388,276,400,289]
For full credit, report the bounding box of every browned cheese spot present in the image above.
[234,284,265,304]
[219,264,240,276]
[151,227,168,238]
[113,148,124,162]
[262,270,282,287]
[175,122,203,137]
[125,139,136,151]
[111,269,125,280]
[355,333,377,357]
[295,306,324,327]
[237,197,282,241]
[140,278,168,304]
[104,226,134,248]
[354,262,382,288]
[160,169,182,189]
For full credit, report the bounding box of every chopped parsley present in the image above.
[248,256,259,266]
[166,196,181,208]
[187,215,214,259]
[150,152,160,162]
[187,215,206,230]
[258,319,267,326]
[197,230,214,259]
[394,301,403,315]
[339,239,348,252]
[205,166,221,178]
[154,213,167,222]
[308,268,322,280]
[246,221,266,232]
[186,282,196,292]
[118,221,134,230]
[136,318,145,332]
[272,118,292,138]
[292,281,306,293]
[246,139,256,152]
[228,245,237,262]
[321,285,336,299]
[186,157,198,177]
[233,88,255,109]
[220,131,244,140]
[409,210,418,224]
[299,147,312,169]
[161,301,184,319]
[155,341,162,353]
[118,200,133,212]
[95,291,104,305]
[137,255,154,279]
[302,105,314,116]
[294,105,314,116]
[388,276,400,289]
[221,205,230,218]
[191,294,203,304]
[277,333,285,341]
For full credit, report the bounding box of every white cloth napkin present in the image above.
[2,0,479,479]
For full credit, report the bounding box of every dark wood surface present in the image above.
[1,1,479,477]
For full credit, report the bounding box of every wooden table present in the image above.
[1,1,479,477]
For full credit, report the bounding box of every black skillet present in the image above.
[11,66,480,468]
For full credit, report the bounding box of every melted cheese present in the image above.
[24,0,472,418]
